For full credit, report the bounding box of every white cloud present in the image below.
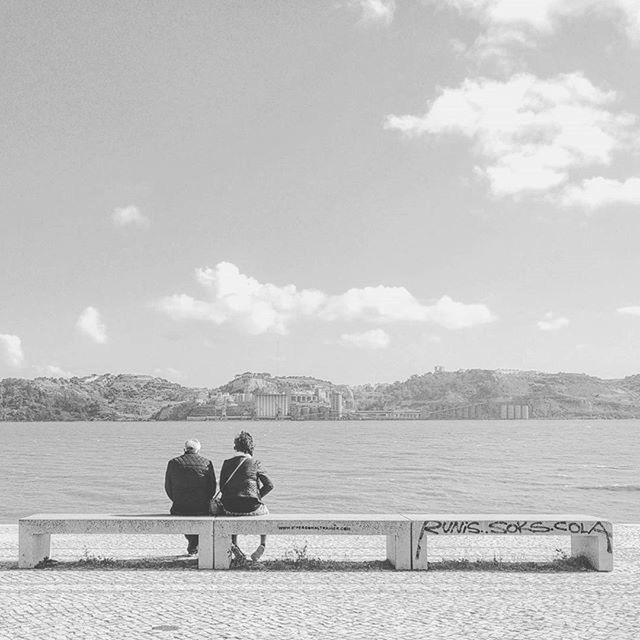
[0,334,24,367]
[424,295,496,329]
[427,0,640,42]
[321,288,495,328]
[560,177,640,210]
[34,364,73,378]
[339,329,391,349]
[617,306,640,316]
[158,262,327,335]
[537,312,570,331]
[158,262,496,335]
[77,307,108,344]
[112,205,149,228]
[349,0,396,26]
[385,73,637,198]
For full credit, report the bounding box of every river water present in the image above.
[1,420,638,523]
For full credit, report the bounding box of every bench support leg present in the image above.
[213,532,232,570]
[571,534,613,572]
[386,529,412,570]
[19,531,51,569]
[197,529,214,570]
[410,521,429,570]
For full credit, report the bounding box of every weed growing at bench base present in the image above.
[428,553,593,572]
[231,542,393,571]
[30,544,594,572]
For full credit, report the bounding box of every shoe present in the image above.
[251,544,265,562]
[187,545,198,556]
[231,543,246,562]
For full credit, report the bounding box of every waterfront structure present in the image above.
[499,404,530,420]
[254,393,290,419]
[330,391,343,418]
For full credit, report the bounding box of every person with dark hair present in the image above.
[220,430,274,562]
[165,439,217,556]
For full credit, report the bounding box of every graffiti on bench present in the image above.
[415,519,612,560]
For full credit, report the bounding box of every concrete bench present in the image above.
[406,514,613,571]
[18,514,215,570]
[19,513,613,572]
[212,514,412,570]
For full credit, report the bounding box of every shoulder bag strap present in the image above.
[213,456,248,499]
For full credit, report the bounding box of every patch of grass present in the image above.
[34,556,60,569]
[233,558,393,571]
[230,542,393,571]
[33,548,198,571]
[427,551,593,572]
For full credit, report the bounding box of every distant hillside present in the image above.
[352,369,640,419]
[3,369,640,420]
[0,374,207,421]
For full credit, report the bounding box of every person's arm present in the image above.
[256,460,274,498]
[207,461,217,499]
[164,461,173,500]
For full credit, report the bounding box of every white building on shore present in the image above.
[254,393,290,419]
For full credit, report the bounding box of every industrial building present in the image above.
[254,393,290,419]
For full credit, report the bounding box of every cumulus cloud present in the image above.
[158,262,327,335]
[617,306,640,316]
[0,334,24,367]
[537,312,570,331]
[339,329,390,349]
[77,307,108,344]
[559,177,640,210]
[112,205,149,228]
[348,0,396,26]
[385,72,638,198]
[157,262,496,335]
[427,0,640,44]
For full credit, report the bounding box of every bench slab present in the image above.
[18,513,613,572]
[403,514,613,571]
[212,514,412,570]
[18,514,215,569]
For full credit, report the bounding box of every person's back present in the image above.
[165,439,217,555]
[220,454,273,515]
[220,431,273,562]
[166,450,216,515]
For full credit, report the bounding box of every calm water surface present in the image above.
[1,420,639,523]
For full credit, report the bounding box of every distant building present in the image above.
[330,391,343,418]
[232,392,254,403]
[254,393,290,419]
[290,392,315,403]
[434,365,445,373]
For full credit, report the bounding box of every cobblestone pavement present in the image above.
[0,524,638,640]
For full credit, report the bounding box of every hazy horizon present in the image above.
[3,1,640,387]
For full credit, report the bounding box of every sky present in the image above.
[2,0,640,387]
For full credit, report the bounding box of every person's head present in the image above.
[184,439,201,454]
[233,431,254,455]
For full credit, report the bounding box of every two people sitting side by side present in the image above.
[164,438,217,555]
[220,430,274,562]
[164,431,274,562]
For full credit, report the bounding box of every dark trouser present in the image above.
[170,505,206,549]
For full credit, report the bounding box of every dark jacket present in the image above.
[165,452,217,515]
[220,455,273,514]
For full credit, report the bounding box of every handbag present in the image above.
[209,456,248,516]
